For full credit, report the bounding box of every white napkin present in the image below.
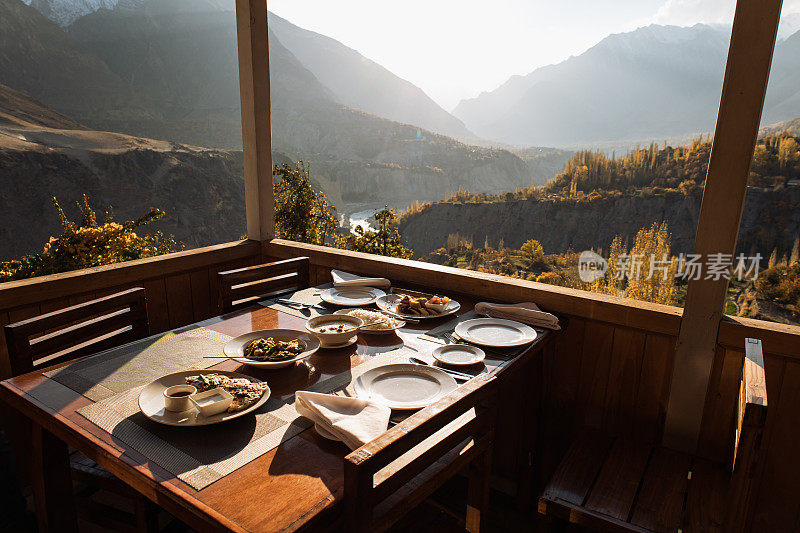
[474,301,561,330]
[294,391,391,450]
[331,269,391,289]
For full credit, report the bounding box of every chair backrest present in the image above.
[344,375,497,533]
[725,337,768,532]
[4,288,149,377]
[217,257,310,313]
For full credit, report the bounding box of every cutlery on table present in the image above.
[408,357,476,381]
[276,298,326,310]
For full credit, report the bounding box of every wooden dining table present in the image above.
[0,284,555,532]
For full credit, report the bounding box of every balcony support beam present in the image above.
[663,0,783,452]
[236,0,274,242]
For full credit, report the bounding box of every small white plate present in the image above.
[333,308,406,334]
[320,287,386,307]
[138,370,270,427]
[223,329,319,368]
[354,363,457,410]
[375,294,461,320]
[318,335,358,349]
[432,344,485,366]
[454,318,537,348]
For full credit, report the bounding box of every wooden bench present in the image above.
[538,338,768,532]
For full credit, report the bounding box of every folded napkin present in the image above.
[331,269,391,289]
[474,302,561,330]
[295,391,391,450]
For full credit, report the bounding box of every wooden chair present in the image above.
[344,375,497,533]
[218,256,310,313]
[3,288,159,532]
[538,338,768,532]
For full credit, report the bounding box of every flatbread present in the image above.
[185,374,269,412]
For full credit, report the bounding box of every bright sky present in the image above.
[268,0,800,111]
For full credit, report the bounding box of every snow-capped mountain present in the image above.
[23,0,130,26]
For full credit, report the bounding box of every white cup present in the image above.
[163,385,197,412]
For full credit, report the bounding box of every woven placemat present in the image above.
[258,285,337,319]
[76,347,415,490]
[43,327,232,402]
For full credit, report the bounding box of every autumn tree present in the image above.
[335,207,413,259]
[273,162,337,245]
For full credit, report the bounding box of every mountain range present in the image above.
[1,0,555,259]
[454,23,800,147]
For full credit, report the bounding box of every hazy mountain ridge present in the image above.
[454,23,800,147]
[268,12,475,141]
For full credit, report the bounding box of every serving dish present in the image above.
[431,344,486,366]
[138,370,270,426]
[333,308,405,334]
[353,363,457,410]
[454,318,537,348]
[319,287,385,307]
[375,294,460,320]
[306,314,364,347]
[223,329,319,368]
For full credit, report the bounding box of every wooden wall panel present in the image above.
[141,278,170,334]
[189,269,213,322]
[575,321,615,431]
[697,347,745,463]
[0,312,10,380]
[603,328,646,438]
[164,273,194,329]
[752,358,800,532]
[634,334,676,445]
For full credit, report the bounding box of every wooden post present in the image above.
[236,0,274,242]
[663,0,783,452]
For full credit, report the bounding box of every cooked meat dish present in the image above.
[185,374,269,412]
[243,337,304,361]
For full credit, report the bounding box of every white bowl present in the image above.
[190,388,233,417]
[306,314,363,346]
[163,385,196,412]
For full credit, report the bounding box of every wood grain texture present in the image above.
[751,360,800,532]
[603,328,646,438]
[697,347,745,463]
[665,0,784,453]
[236,0,274,241]
[575,321,615,431]
[164,273,194,329]
[584,438,651,520]
[629,447,690,532]
[1,288,551,533]
[633,334,675,444]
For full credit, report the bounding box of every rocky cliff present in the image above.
[399,188,800,258]
[0,124,246,258]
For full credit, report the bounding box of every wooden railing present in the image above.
[1,237,798,530]
[0,240,262,379]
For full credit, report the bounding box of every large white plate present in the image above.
[223,329,319,368]
[354,363,458,410]
[375,294,460,320]
[333,308,406,334]
[454,318,537,348]
[320,287,386,307]
[138,370,270,427]
[432,344,486,366]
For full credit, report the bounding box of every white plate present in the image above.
[454,318,537,348]
[432,344,486,366]
[333,308,406,334]
[354,363,458,410]
[375,294,461,320]
[320,287,386,307]
[138,370,270,427]
[223,329,319,368]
